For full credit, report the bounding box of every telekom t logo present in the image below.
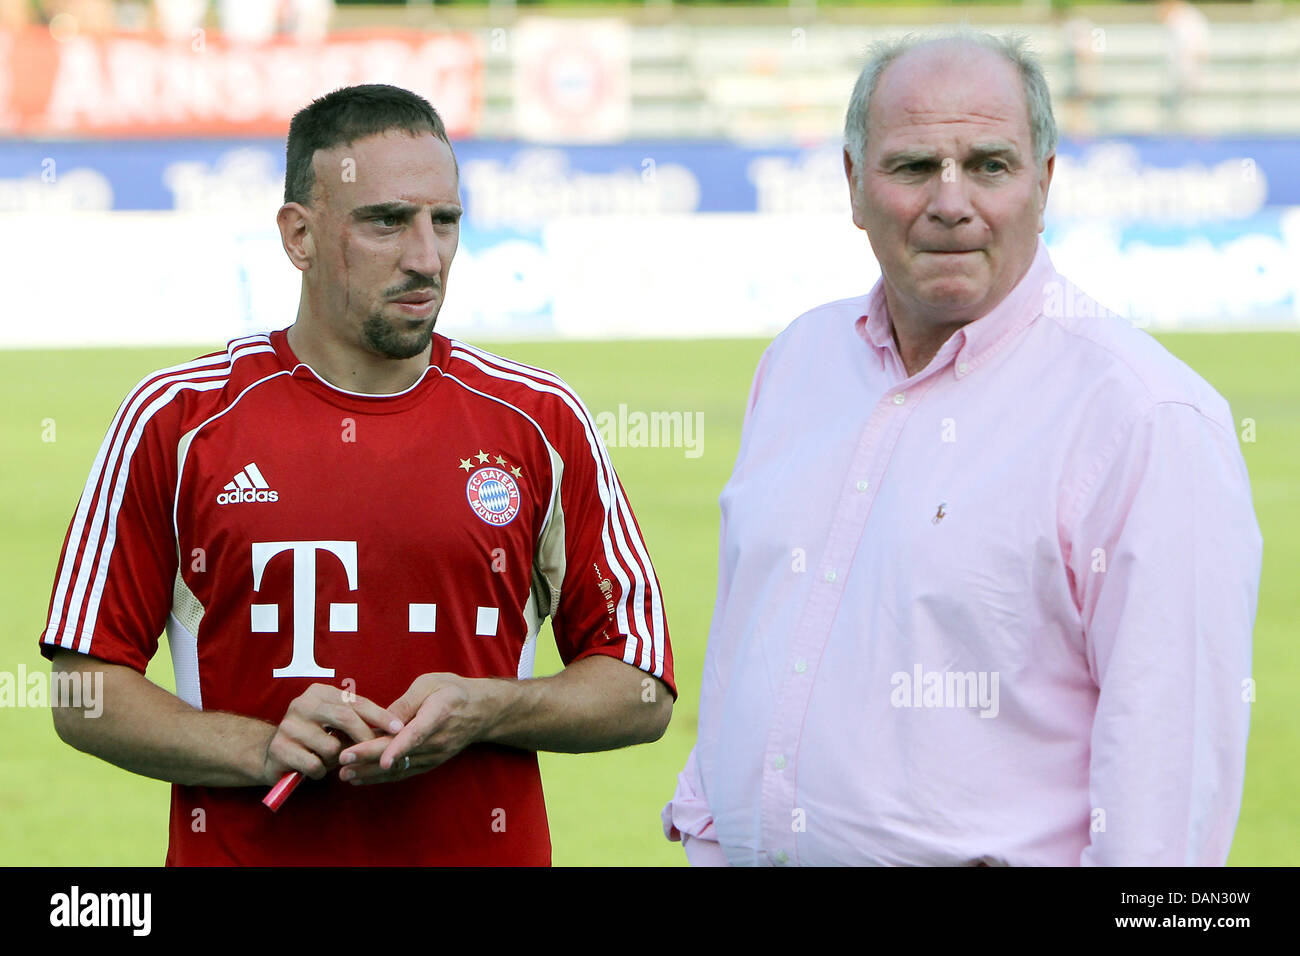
[250,540,357,678]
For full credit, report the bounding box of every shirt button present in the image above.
[824,570,836,583]
[893,393,906,405]
[774,850,789,864]
[773,755,787,770]
[958,362,969,374]
[794,659,807,673]
[856,480,869,492]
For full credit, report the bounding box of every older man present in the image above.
[663,31,1261,866]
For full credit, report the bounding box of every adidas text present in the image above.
[216,489,279,505]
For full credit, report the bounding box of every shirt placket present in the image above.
[757,374,935,865]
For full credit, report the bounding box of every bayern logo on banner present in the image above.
[466,467,521,526]
[512,18,629,143]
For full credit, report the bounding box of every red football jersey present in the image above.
[41,330,674,865]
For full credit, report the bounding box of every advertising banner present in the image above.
[1,137,1296,345]
[0,27,482,138]
[1,137,1296,215]
[0,210,1296,349]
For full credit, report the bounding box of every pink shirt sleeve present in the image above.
[662,745,727,863]
[1068,400,1260,865]
[661,347,773,863]
[683,833,730,867]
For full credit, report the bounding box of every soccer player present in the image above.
[41,84,674,865]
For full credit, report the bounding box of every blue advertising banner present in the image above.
[1,138,1295,345]
[2,137,1297,218]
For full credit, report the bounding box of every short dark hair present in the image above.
[283,84,456,206]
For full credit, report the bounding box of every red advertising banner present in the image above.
[0,27,482,137]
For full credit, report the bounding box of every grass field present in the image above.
[1,332,1295,866]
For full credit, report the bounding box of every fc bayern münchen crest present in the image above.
[466,467,521,526]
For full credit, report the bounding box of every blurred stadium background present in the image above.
[1,0,1296,866]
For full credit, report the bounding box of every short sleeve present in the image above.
[40,384,179,673]
[537,396,675,698]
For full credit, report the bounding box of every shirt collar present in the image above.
[856,239,1057,378]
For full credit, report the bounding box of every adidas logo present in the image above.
[216,463,279,505]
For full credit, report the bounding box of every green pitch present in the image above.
[1,333,1295,866]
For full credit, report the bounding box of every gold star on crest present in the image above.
[476,450,489,463]
[459,457,472,472]
[494,454,507,465]
[510,466,522,478]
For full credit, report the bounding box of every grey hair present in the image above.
[843,27,1058,174]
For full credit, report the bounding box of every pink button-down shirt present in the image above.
[663,241,1261,866]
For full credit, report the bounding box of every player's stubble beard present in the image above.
[361,310,437,360]
[362,275,443,360]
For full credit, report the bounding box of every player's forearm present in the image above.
[480,655,672,753]
[50,652,275,787]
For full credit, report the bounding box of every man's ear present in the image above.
[1036,153,1055,234]
[844,147,868,231]
[277,202,315,272]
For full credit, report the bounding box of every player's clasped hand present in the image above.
[336,673,498,785]
[262,683,405,785]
